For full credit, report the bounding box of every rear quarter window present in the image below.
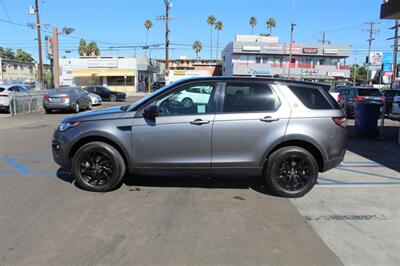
[288,85,340,110]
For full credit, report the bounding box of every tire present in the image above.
[73,102,80,113]
[44,108,52,114]
[265,146,318,198]
[88,101,92,110]
[182,98,193,107]
[110,95,117,102]
[72,142,126,192]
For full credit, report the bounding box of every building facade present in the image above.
[0,58,36,83]
[222,35,351,81]
[60,56,160,93]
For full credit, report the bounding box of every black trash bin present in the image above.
[354,102,381,136]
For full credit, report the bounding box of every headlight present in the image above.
[58,121,81,132]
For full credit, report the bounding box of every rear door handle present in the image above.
[190,119,210,125]
[260,116,280,122]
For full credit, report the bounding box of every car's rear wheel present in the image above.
[265,146,318,198]
[110,95,117,102]
[72,142,126,192]
[44,108,52,114]
[73,102,80,113]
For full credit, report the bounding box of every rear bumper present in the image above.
[389,113,400,121]
[44,102,73,110]
[323,149,346,172]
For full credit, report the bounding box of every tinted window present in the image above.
[155,83,216,116]
[289,85,334,110]
[85,87,94,93]
[223,83,280,113]
[0,87,4,92]
[357,89,382,96]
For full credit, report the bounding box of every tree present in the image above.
[266,17,277,35]
[87,41,100,56]
[207,15,216,59]
[15,49,34,63]
[215,21,223,59]
[0,47,15,60]
[249,17,257,35]
[144,19,153,46]
[350,64,368,84]
[78,39,87,56]
[192,41,202,60]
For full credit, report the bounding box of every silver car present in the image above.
[52,77,346,197]
[44,87,92,114]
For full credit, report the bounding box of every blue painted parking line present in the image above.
[1,156,57,175]
[335,167,400,182]
[318,182,400,186]
[3,156,31,173]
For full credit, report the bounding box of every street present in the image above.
[0,99,399,265]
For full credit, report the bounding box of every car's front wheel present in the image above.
[265,146,318,198]
[72,142,126,192]
[110,95,117,102]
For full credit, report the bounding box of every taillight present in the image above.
[353,96,365,101]
[332,117,346,128]
[44,95,49,100]
[337,94,341,104]
[63,95,69,100]
[380,96,385,101]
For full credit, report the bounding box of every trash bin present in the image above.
[354,102,380,136]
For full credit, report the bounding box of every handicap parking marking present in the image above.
[0,156,57,175]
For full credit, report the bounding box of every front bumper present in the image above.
[52,130,71,169]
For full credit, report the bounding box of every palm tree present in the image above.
[249,17,257,35]
[266,17,277,35]
[192,41,202,60]
[207,15,216,59]
[144,19,153,46]
[215,21,223,59]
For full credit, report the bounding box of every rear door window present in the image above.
[289,85,340,110]
[357,89,382,96]
[223,83,280,113]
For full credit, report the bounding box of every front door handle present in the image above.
[190,119,210,125]
[260,116,280,122]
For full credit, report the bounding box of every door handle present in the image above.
[190,119,210,125]
[260,116,280,122]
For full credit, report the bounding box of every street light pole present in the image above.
[52,27,60,88]
[35,0,44,88]
[288,23,296,80]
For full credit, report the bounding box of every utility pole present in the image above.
[363,22,380,85]
[318,32,330,45]
[35,0,44,88]
[288,23,296,80]
[164,0,170,74]
[388,20,399,88]
[52,27,60,88]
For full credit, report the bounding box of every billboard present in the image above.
[382,52,400,64]
[369,52,382,65]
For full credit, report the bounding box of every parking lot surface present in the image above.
[0,99,399,265]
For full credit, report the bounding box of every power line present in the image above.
[0,0,19,33]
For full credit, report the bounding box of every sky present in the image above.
[0,0,397,65]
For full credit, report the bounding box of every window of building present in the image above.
[256,56,262,63]
[223,83,280,113]
[107,76,135,86]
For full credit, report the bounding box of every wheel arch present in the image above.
[265,138,326,172]
[69,135,130,171]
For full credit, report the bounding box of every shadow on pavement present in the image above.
[347,125,400,172]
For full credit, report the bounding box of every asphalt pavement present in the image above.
[0,100,342,265]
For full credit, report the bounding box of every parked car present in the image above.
[43,87,92,114]
[169,86,212,107]
[152,81,166,91]
[52,77,346,197]
[389,92,400,121]
[83,91,102,106]
[84,86,126,102]
[0,84,30,112]
[337,86,384,117]
[383,90,400,115]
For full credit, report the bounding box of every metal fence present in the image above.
[8,91,47,115]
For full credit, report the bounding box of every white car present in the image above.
[84,91,102,106]
[390,93,400,121]
[169,86,212,107]
[0,84,30,112]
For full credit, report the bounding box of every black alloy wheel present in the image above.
[72,142,126,192]
[265,146,318,198]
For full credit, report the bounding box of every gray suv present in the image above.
[52,77,346,197]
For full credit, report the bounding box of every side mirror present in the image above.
[143,105,159,119]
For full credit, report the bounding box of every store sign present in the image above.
[301,69,319,76]
[327,72,345,77]
[242,46,261,52]
[250,69,271,75]
[173,70,186,75]
[88,60,118,68]
[285,44,302,54]
[302,48,318,54]
[323,48,338,54]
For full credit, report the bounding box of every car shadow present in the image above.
[346,124,400,172]
[55,167,275,196]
